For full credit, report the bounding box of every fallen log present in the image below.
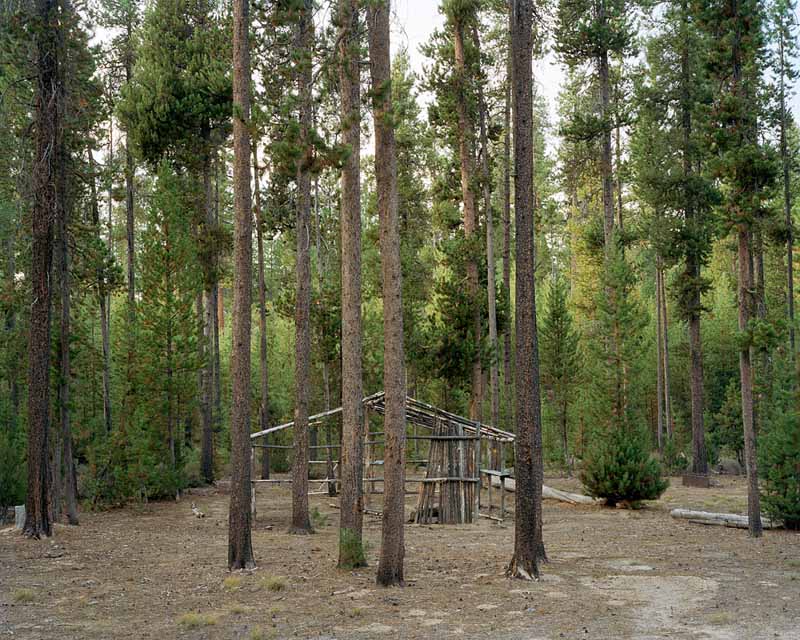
[488,475,601,505]
[670,508,781,529]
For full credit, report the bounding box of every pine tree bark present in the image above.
[290,0,314,535]
[507,0,544,580]
[56,143,78,526]
[253,150,271,481]
[452,11,483,423]
[659,264,673,439]
[200,135,215,484]
[25,0,61,539]
[369,0,406,587]
[337,0,365,567]
[228,0,256,569]
[655,260,665,451]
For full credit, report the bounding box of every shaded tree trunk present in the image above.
[88,149,113,435]
[290,0,314,535]
[228,0,256,569]
[253,149,271,481]
[337,0,365,567]
[738,228,762,537]
[502,61,513,428]
[56,143,78,526]
[507,0,544,580]
[452,12,482,423]
[655,259,665,451]
[25,0,61,539]
[598,1,614,248]
[475,39,499,430]
[779,29,795,363]
[200,134,215,485]
[369,0,406,587]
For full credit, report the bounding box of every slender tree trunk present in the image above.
[88,150,113,435]
[502,62,513,428]
[228,0,256,569]
[738,228,762,537]
[779,32,796,364]
[369,0,406,587]
[507,0,544,580]
[25,0,61,539]
[660,264,673,439]
[337,0,365,566]
[655,259,665,451]
[290,0,314,535]
[475,46,499,430]
[452,12,482,423]
[200,134,215,484]
[212,153,223,445]
[598,1,614,248]
[253,150,271,481]
[680,2,707,474]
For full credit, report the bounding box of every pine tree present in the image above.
[540,273,581,468]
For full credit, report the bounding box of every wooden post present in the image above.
[499,441,505,520]
[363,409,372,509]
[475,422,482,518]
[250,446,257,521]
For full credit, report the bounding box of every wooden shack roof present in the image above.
[249,391,515,442]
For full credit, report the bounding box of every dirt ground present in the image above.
[1,474,799,640]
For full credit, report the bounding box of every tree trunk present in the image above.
[507,0,544,580]
[655,259,665,451]
[598,2,614,248]
[56,146,78,526]
[369,0,406,587]
[88,149,113,435]
[779,31,796,364]
[337,0,365,566]
[502,53,513,429]
[290,0,314,535]
[228,0,256,570]
[200,136,215,485]
[253,149,271,481]
[680,3,708,474]
[475,41,499,430]
[452,12,482,423]
[25,0,61,539]
[659,263,673,439]
[737,228,762,537]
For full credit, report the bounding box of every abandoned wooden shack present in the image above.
[249,392,515,524]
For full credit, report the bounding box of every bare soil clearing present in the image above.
[1,476,798,640]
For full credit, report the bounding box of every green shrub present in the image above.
[580,427,669,507]
[759,412,800,530]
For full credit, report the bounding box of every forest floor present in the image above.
[1,473,799,640]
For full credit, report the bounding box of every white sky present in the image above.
[390,0,800,146]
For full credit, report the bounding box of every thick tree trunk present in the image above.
[56,152,78,526]
[452,13,482,423]
[337,0,365,567]
[253,150,271,481]
[88,150,113,435]
[507,0,544,580]
[228,0,256,569]
[290,0,314,535]
[369,0,406,587]
[25,0,61,539]
[737,228,762,537]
